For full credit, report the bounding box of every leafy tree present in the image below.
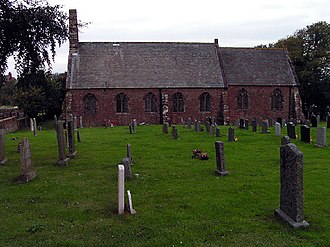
[0,0,68,82]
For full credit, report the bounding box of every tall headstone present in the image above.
[0,129,7,165]
[80,116,83,128]
[33,118,37,136]
[251,120,257,132]
[127,143,132,164]
[73,116,78,130]
[77,131,82,143]
[194,120,198,132]
[311,114,317,127]
[316,114,320,125]
[67,120,77,158]
[30,118,34,131]
[275,122,281,136]
[215,127,220,137]
[210,124,215,135]
[15,138,36,183]
[118,165,125,215]
[261,121,269,134]
[275,138,309,228]
[287,122,296,139]
[228,127,235,142]
[315,127,327,147]
[121,157,132,179]
[187,118,192,129]
[55,121,69,166]
[300,125,310,143]
[215,141,228,176]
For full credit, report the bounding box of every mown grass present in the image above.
[0,122,329,246]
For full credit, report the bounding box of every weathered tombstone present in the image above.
[121,157,132,179]
[327,116,330,129]
[55,121,69,166]
[315,127,327,147]
[311,114,317,127]
[316,114,320,125]
[300,125,310,143]
[210,124,215,135]
[67,120,77,158]
[33,118,37,136]
[281,136,291,145]
[132,119,137,128]
[194,120,198,132]
[261,121,269,134]
[15,138,37,183]
[79,116,83,128]
[77,131,82,143]
[239,119,245,129]
[215,141,228,176]
[30,118,34,131]
[275,138,309,228]
[287,122,296,139]
[118,165,125,215]
[129,124,133,134]
[197,121,201,132]
[228,127,235,142]
[74,116,78,131]
[0,129,7,165]
[205,121,210,133]
[127,190,136,214]
[251,120,257,132]
[172,126,178,139]
[187,118,192,129]
[275,122,281,136]
[162,122,169,134]
[215,127,220,137]
[127,143,132,164]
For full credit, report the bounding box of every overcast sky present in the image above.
[7,0,330,76]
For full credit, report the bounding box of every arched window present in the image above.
[173,92,184,112]
[200,92,211,112]
[116,93,128,113]
[83,93,97,115]
[271,88,284,111]
[145,92,157,112]
[237,88,248,110]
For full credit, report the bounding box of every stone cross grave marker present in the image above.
[275,122,281,136]
[275,137,309,228]
[216,127,220,137]
[287,122,296,139]
[118,164,125,215]
[15,138,37,183]
[215,141,228,176]
[0,129,7,165]
[55,121,69,166]
[315,127,327,147]
[300,125,310,143]
[127,190,136,214]
[228,127,235,142]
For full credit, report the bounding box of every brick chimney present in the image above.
[69,9,79,51]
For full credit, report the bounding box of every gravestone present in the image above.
[30,118,34,131]
[251,120,257,132]
[77,131,82,143]
[244,120,249,130]
[118,164,125,215]
[275,138,309,228]
[121,157,132,179]
[162,122,169,134]
[261,121,269,134]
[311,115,317,127]
[287,122,296,139]
[281,136,291,145]
[276,117,283,127]
[197,121,201,132]
[127,143,133,164]
[0,129,7,165]
[187,118,192,129]
[33,118,37,136]
[15,138,37,183]
[80,116,83,128]
[127,190,136,214]
[210,124,215,135]
[55,121,69,166]
[215,127,220,137]
[228,127,235,142]
[215,141,228,176]
[172,126,178,139]
[74,116,78,131]
[67,120,77,158]
[327,116,330,128]
[316,114,320,125]
[275,122,281,136]
[315,127,327,147]
[194,120,198,132]
[239,119,245,129]
[300,125,310,143]
[205,121,210,133]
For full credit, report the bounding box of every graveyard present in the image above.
[0,122,329,246]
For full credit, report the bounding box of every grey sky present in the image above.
[6,0,330,76]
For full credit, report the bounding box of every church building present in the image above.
[64,9,304,126]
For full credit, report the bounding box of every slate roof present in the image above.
[219,47,299,86]
[70,42,225,89]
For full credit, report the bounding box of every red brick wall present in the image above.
[0,116,18,133]
[69,88,228,126]
[227,85,293,123]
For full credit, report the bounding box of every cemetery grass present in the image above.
[0,123,329,247]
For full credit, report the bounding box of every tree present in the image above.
[0,0,68,82]
[271,22,330,117]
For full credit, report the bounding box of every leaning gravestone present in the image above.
[127,190,136,214]
[315,127,327,147]
[215,141,228,176]
[300,125,310,143]
[55,121,69,166]
[228,127,235,142]
[15,138,37,183]
[67,120,77,158]
[0,129,7,165]
[121,157,132,179]
[287,122,296,139]
[275,137,309,228]
[275,122,281,136]
[261,121,269,134]
[316,115,320,125]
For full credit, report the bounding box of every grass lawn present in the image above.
[0,123,329,246]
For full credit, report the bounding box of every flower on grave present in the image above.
[235,137,238,141]
[296,135,298,138]
[200,153,209,160]
[192,149,202,158]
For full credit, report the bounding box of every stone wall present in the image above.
[0,116,18,133]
